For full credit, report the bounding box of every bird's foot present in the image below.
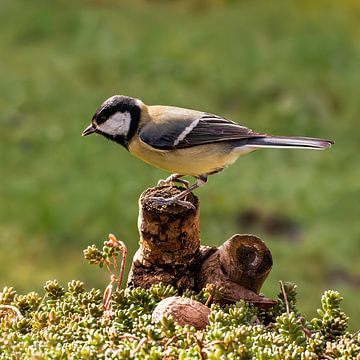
[157,178,172,187]
[157,176,190,188]
[148,196,196,210]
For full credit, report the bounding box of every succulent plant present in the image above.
[0,245,357,359]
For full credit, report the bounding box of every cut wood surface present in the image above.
[198,234,273,294]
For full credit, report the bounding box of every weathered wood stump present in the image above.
[136,186,200,266]
[127,186,275,308]
[127,186,203,290]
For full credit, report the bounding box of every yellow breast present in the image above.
[128,137,254,176]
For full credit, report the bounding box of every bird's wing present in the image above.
[139,110,264,150]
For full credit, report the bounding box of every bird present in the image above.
[82,95,333,209]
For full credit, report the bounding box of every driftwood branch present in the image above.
[127,186,275,308]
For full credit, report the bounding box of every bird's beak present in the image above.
[82,124,96,136]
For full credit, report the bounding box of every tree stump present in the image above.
[127,186,276,307]
[127,186,202,290]
[137,186,200,266]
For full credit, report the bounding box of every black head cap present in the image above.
[93,96,139,124]
[86,95,141,149]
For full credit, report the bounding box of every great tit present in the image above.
[82,95,333,208]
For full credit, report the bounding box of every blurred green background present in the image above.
[1,0,359,329]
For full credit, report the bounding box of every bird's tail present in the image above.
[245,136,334,150]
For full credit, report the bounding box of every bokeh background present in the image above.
[1,0,359,329]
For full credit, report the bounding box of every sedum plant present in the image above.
[0,240,358,359]
[0,281,358,359]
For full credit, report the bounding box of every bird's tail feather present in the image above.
[245,136,334,150]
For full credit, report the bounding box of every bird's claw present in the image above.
[177,179,190,188]
[157,179,170,187]
[157,178,190,188]
[148,196,196,210]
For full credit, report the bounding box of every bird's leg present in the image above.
[150,175,208,210]
[157,174,190,188]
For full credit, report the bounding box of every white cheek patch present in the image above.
[98,111,131,136]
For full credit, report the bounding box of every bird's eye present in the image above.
[99,115,107,124]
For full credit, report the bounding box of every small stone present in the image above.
[152,296,210,330]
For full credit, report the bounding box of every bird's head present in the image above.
[82,95,142,149]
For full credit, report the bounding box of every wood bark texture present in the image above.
[127,186,202,291]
